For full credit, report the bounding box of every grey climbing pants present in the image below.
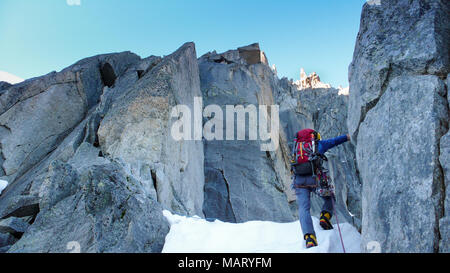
[293,175,333,237]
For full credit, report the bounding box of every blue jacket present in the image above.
[317,135,348,154]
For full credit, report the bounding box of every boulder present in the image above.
[0,76,86,182]
[204,43,269,66]
[237,43,269,65]
[8,161,169,253]
[348,0,449,140]
[0,217,30,237]
[98,42,205,217]
[0,52,140,183]
[0,50,173,253]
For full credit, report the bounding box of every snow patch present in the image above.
[0,180,8,195]
[162,210,361,253]
[367,0,381,6]
[338,86,350,96]
[0,71,24,84]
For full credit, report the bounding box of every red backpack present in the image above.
[292,129,318,175]
[293,129,317,163]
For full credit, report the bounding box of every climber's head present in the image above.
[313,131,322,141]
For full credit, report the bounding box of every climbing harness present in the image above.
[315,167,334,197]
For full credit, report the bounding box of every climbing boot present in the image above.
[304,234,318,249]
[320,211,333,230]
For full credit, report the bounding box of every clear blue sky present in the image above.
[0,0,366,87]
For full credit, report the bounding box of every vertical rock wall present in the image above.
[349,0,449,252]
[199,46,295,223]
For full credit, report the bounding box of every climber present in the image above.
[291,129,350,249]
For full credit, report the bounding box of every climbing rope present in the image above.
[331,194,346,253]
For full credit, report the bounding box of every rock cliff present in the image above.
[0,0,447,253]
[199,45,294,223]
[0,44,205,252]
[349,0,449,252]
[0,40,360,252]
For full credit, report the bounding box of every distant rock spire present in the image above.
[300,68,307,82]
[271,64,277,75]
[295,68,331,90]
[338,86,349,95]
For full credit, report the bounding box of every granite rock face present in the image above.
[199,44,361,227]
[348,0,449,140]
[8,159,169,253]
[3,0,448,252]
[438,74,450,253]
[209,43,268,66]
[349,0,449,253]
[0,52,140,183]
[0,44,205,252]
[199,45,295,223]
[0,82,12,93]
[98,43,205,217]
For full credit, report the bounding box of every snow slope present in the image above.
[0,180,8,195]
[162,210,361,253]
